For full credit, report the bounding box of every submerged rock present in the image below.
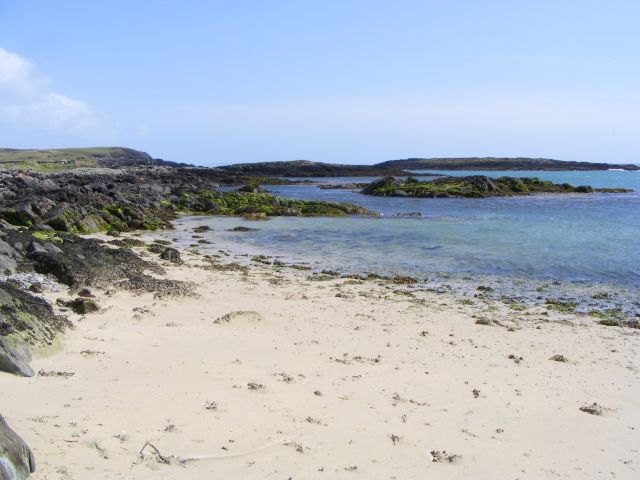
[0,413,35,479]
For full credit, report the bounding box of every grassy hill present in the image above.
[0,147,156,172]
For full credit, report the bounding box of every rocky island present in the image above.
[220,157,639,176]
[360,175,632,198]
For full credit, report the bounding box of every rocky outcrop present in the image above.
[0,167,373,235]
[0,414,35,479]
[360,175,633,198]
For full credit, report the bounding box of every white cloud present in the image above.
[0,46,104,133]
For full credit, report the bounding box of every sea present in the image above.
[160,170,640,314]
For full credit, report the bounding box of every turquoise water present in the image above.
[179,170,640,295]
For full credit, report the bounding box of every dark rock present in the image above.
[62,298,100,315]
[192,225,211,233]
[227,226,257,232]
[160,247,181,263]
[27,283,42,294]
[0,413,35,479]
[360,176,399,195]
[237,183,265,193]
[0,238,19,274]
[147,244,164,254]
[77,288,95,298]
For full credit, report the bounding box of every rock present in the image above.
[0,413,35,479]
[360,176,399,195]
[77,288,95,298]
[0,239,19,274]
[237,183,265,193]
[59,298,100,314]
[147,244,164,254]
[0,338,33,377]
[160,247,181,263]
[227,226,257,232]
[192,225,211,233]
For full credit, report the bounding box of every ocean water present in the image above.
[168,170,640,309]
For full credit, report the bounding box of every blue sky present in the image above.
[0,1,639,165]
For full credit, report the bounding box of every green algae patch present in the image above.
[32,230,64,244]
[545,300,578,314]
[175,191,374,218]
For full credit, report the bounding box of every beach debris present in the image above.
[305,417,321,424]
[247,382,265,391]
[430,450,462,463]
[91,441,109,459]
[283,439,309,453]
[138,441,173,465]
[391,275,417,285]
[80,349,105,356]
[330,353,381,365]
[472,388,480,399]
[37,369,75,378]
[549,354,568,362]
[204,401,218,411]
[275,372,294,383]
[214,310,263,324]
[579,403,605,416]
[507,354,523,365]
[313,390,323,396]
[163,424,176,433]
[390,434,401,445]
[344,465,358,471]
[474,317,494,326]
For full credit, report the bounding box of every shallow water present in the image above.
[167,170,640,311]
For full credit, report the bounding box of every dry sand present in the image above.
[1,241,639,479]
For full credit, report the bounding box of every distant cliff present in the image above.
[373,157,639,171]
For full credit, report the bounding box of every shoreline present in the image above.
[148,215,640,319]
[1,232,638,478]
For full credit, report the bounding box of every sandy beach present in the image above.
[0,236,638,480]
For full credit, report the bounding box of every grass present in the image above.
[0,147,148,172]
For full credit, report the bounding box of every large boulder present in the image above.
[0,339,33,377]
[0,414,35,479]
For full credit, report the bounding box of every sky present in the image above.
[0,0,639,166]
